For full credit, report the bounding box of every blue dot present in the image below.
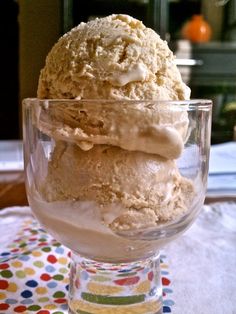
[65,284,69,291]
[163,299,175,306]
[45,265,56,273]
[20,298,34,305]
[55,247,64,254]
[163,306,171,313]
[60,304,68,310]
[5,299,18,304]
[163,288,173,294]
[21,290,33,298]
[19,255,30,261]
[1,252,10,256]
[26,280,38,288]
[81,271,89,280]
[47,281,58,288]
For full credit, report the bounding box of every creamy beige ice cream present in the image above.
[32,14,194,240]
[41,141,193,231]
[37,14,190,100]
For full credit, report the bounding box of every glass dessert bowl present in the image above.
[23,98,212,314]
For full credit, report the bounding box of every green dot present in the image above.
[59,267,68,274]
[38,297,49,303]
[23,251,31,255]
[38,238,47,242]
[53,274,64,281]
[1,270,13,278]
[52,242,61,247]
[28,305,41,311]
[53,291,66,298]
[33,261,44,268]
[16,270,26,278]
[42,247,51,252]
[52,312,64,314]
[19,242,27,248]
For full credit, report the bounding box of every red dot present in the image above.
[0,303,10,310]
[114,276,140,286]
[68,251,71,257]
[0,263,9,270]
[37,311,50,314]
[0,280,9,289]
[54,298,67,304]
[162,277,171,286]
[39,242,48,246]
[40,273,51,281]
[29,237,37,241]
[11,248,19,253]
[47,255,57,264]
[14,305,27,312]
[148,271,154,281]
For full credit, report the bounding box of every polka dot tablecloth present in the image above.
[0,207,174,314]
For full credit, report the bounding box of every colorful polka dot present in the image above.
[35,287,48,295]
[26,280,38,288]
[6,282,18,292]
[0,279,9,289]
[21,289,33,298]
[0,292,6,300]
[25,267,36,275]
[1,270,13,278]
[11,261,23,268]
[15,270,26,278]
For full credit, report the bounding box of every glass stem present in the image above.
[68,251,163,314]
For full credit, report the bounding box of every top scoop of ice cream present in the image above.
[37,14,190,100]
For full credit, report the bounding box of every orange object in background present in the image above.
[182,15,212,43]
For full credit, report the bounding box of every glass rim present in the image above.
[22,98,213,110]
[23,97,212,106]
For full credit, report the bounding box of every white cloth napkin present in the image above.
[166,201,236,314]
[0,203,236,314]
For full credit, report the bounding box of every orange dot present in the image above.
[36,287,48,295]
[0,292,6,300]
[44,304,57,310]
[7,282,18,292]
[11,261,23,268]
[24,267,35,275]
[58,257,68,265]
[32,251,42,257]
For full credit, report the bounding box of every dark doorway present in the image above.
[0,0,19,139]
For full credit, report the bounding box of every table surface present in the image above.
[0,170,236,209]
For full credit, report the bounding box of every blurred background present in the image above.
[1,0,236,143]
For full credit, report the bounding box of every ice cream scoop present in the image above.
[37,14,190,101]
[41,141,194,231]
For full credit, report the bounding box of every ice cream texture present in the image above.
[37,14,190,100]
[34,14,194,235]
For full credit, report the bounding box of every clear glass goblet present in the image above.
[23,99,212,314]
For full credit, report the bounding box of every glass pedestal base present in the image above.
[68,252,163,314]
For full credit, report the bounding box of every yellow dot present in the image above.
[58,257,68,265]
[44,304,57,310]
[62,278,69,284]
[161,263,168,269]
[0,292,6,300]
[7,282,18,292]
[135,280,151,294]
[32,251,42,257]
[11,261,23,268]
[24,267,35,275]
[36,287,48,295]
